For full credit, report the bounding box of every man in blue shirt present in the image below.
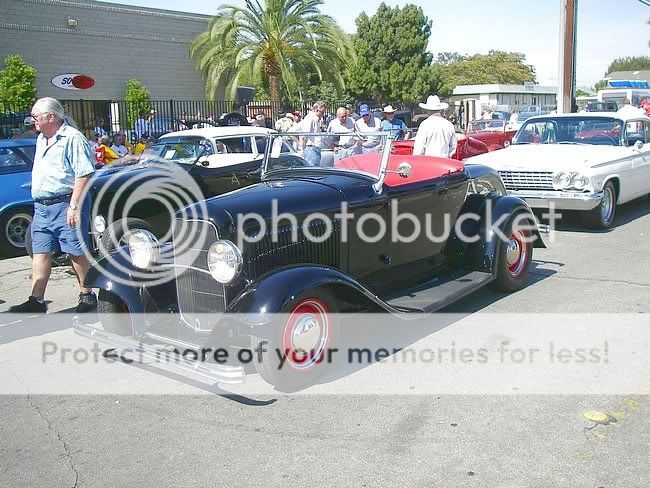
[380,105,410,140]
[10,97,97,314]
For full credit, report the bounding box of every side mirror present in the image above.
[634,140,644,150]
[397,162,412,178]
[196,156,209,167]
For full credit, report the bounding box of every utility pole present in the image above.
[557,0,578,113]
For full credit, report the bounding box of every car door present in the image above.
[625,119,650,199]
[380,170,468,292]
[195,135,263,197]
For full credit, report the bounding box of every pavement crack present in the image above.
[0,267,31,279]
[26,394,80,488]
[529,270,649,288]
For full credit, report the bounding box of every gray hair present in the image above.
[312,101,326,111]
[32,97,79,129]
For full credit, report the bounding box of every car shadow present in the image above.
[121,358,277,406]
[534,196,649,233]
[309,260,558,390]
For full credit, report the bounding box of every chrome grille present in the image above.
[244,220,341,279]
[173,219,225,330]
[499,171,554,191]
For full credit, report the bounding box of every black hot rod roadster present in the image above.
[76,132,545,390]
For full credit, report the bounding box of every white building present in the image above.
[450,83,558,112]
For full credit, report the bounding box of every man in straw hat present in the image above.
[413,95,457,158]
[380,104,410,140]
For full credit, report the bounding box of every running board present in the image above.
[74,320,244,384]
[386,271,493,313]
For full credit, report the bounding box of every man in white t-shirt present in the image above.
[327,106,361,160]
[110,132,130,157]
[298,101,326,166]
[413,95,458,158]
[354,103,383,150]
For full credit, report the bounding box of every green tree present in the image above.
[435,51,536,97]
[346,3,437,104]
[605,56,650,74]
[436,52,465,65]
[191,0,353,102]
[594,79,609,91]
[124,78,151,129]
[0,55,37,111]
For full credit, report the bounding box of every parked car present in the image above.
[518,106,551,122]
[77,132,545,390]
[490,110,512,121]
[390,132,490,160]
[0,110,30,139]
[148,116,220,139]
[585,101,618,113]
[26,126,291,258]
[465,113,650,228]
[0,139,36,255]
[466,119,518,151]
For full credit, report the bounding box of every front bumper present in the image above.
[507,189,603,211]
[74,320,245,384]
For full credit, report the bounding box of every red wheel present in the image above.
[252,289,337,391]
[506,228,530,279]
[281,298,332,372]
[493,214,534,292]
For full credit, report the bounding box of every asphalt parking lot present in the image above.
[0,198,648,487]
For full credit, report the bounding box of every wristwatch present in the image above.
[69,203,78,211]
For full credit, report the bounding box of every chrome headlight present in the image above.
[93,215,107,233]
[553,172,571,190]
[128,230,158,269]
[570,173,590,191]
[207,240,242,284]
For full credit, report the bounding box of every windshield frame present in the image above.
[262,131,392,192]
[513,116,625,146]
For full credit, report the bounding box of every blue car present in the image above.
[0,139,36,255]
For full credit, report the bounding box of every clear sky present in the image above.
[103,0,649,88]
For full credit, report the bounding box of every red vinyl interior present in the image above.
[335,152,465,187]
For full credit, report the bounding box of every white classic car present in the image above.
[465,112,650,228]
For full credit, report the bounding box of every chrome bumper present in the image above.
[74,320,245,384]
[507,189,603,211]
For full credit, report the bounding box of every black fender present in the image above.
[83,249,147,314]
[212,265,392,342]
[473,194,544,273]
[226,265,386,317]
[446,193,544,273]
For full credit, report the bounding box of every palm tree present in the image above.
[191,0,353,101]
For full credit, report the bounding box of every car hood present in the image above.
[182,173,372,234]
[464,143,630,171]
[89,162,190,192]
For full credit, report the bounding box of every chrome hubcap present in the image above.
[291,315,322,353]
[601,187,614,222]
[506,239,521,267]
[5,214,31,248]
